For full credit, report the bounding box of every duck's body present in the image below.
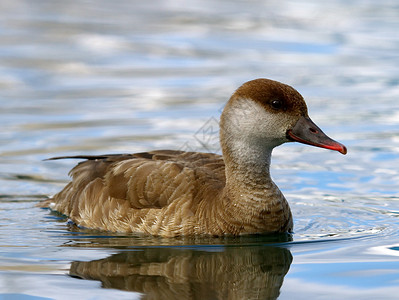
[42,150,291,236]
[40,79,346,237]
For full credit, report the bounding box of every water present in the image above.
[1,0,399,299]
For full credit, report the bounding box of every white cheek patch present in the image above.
[225,98,292,141]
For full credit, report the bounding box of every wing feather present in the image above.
[43,150,225,217]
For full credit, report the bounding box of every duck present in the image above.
[39,78,347,237]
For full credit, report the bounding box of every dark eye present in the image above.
[270,99,283,110]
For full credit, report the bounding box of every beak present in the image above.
[287,116,347,155]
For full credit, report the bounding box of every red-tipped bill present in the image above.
[287,116,347,155]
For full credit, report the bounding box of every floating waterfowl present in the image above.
[39,79,347,237]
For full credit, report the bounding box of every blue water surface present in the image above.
[0,0,399,299]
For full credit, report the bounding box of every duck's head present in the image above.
[220,79,347,158]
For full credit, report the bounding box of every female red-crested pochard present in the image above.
[39,79,347,237]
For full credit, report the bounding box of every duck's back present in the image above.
[40,150,226,235]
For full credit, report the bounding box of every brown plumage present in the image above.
[39,79,347,237]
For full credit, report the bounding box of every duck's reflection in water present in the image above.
[70,245,292,299]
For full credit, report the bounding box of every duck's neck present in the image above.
[219,137,292,233]
[223,141,276,197]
